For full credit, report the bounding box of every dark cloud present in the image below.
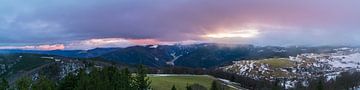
[1,0,360,48]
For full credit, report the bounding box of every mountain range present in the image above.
[0,43,347,68]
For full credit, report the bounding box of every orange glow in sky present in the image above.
[203,29,260,39]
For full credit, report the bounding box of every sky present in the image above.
[1,0,360,50]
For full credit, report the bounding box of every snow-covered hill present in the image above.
[221,48,360,89]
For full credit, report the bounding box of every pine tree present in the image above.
[135,65,151,90]
[171,85,177,90]
[15,77,31,90]
[74,69,91,90]
[67,67,139,90]
[272,79,282,90]
[58,73,78,90]
[107,66,120,89]
[210,81,218,90]
[294,80,306,90]
[230,75,236,82]
[0,78,9,90]
[315,76,325,90]
[32,76,56,90]
[120,68,135,90]
[186,84,192,90]
[89,68,108,90]
[316,80,324,90]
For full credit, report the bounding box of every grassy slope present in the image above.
[256,58,296,77]
[224,58,298,78]
[150,75,215,90]
[258,58,296,68]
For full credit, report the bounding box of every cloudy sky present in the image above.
[1,0,360,50]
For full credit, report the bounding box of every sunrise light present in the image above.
[203,29,260,39]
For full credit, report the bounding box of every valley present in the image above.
[1,44,360,90]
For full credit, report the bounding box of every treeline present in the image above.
[0,65,151,90]
[152,67,360,90]
[302,72,360,90]
[2,65,360,90]
[169,80,229,90]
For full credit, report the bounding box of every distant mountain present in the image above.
[0,43,348,68]
[96,44,342,68]
[0,48,120,58]
[99,44,195,67]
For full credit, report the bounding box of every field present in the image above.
[256,58,297,77]
[149,75,215,90]
[223,58,299,78]
[257,58,296,68]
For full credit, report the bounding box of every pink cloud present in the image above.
[127,39,161,45]
[65,38,135,50]
[0,44,65,50]
[36,44,65,50]
[64,38,205,50]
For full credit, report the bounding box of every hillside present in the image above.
[221,48,360,89]
[0,53,54,77]
[0,48,120,58]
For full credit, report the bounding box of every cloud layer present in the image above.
[1,0,360,49]
[0,44,64,50]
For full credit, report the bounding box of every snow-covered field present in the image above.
[221,48,360,89]
[323,53,360,69]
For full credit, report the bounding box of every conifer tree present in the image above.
[32,76,56,90]
[15,77,31,90]
[171,85,177,90]
[0,78,9,90]
[135,65,151,90]
[210,81,219,90]
[316,80,324,90]
[120,68,134,90]
[74,69,91,90]
[58,73,78,90]
[186,84,192,90]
